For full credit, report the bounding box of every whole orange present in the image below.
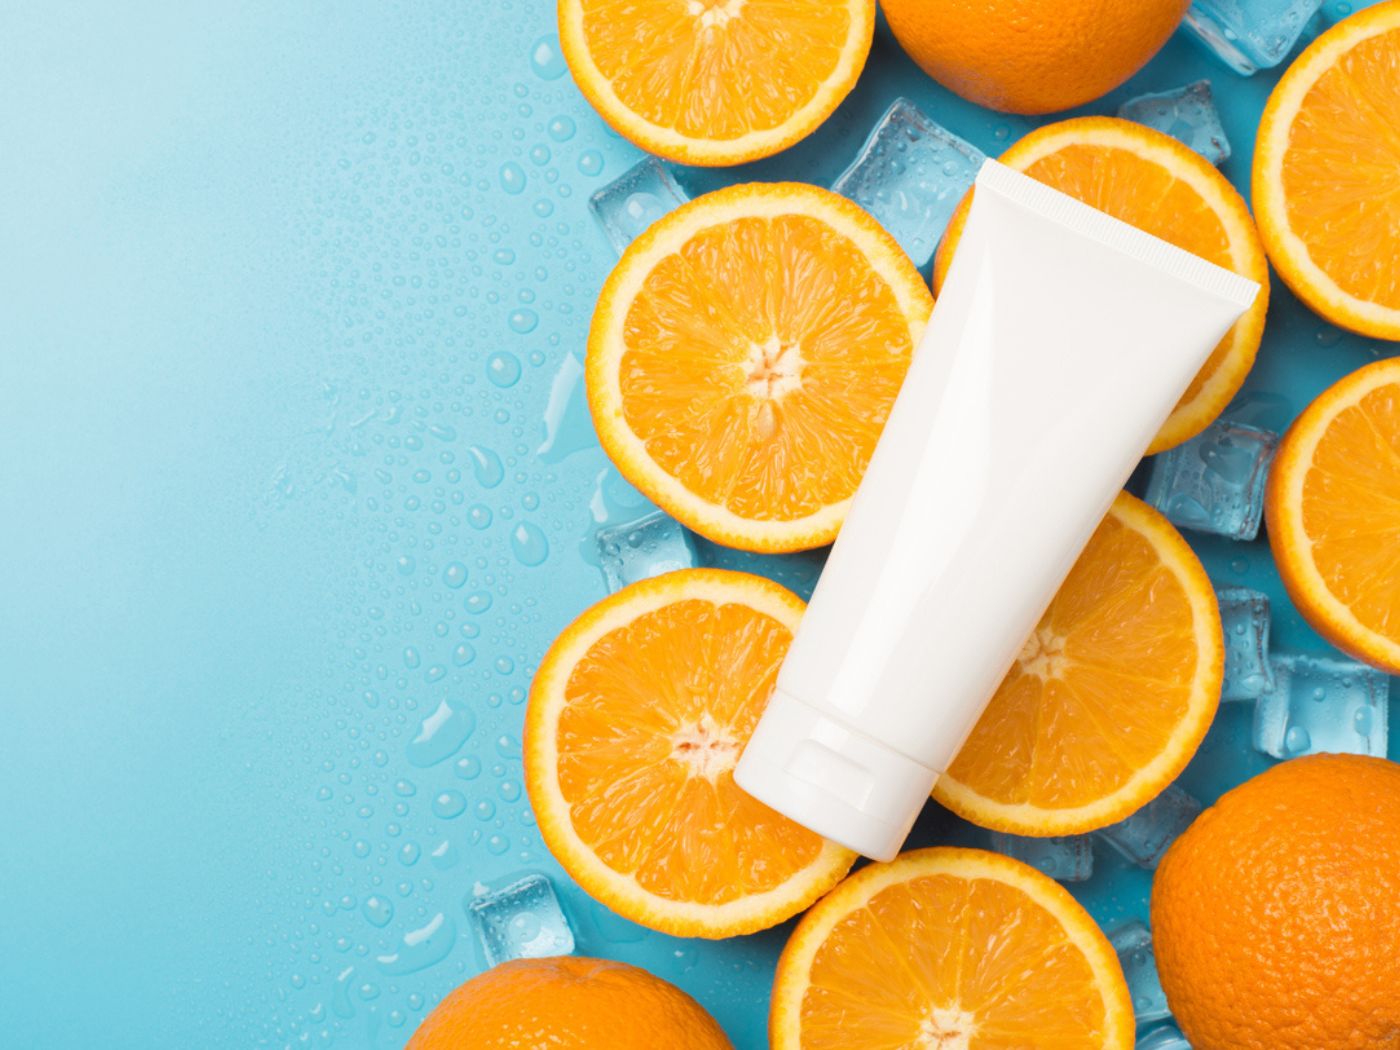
[879,0,1191,114]
[1152,755,1400,1050]
[406,956,734,1050]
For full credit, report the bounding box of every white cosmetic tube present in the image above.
[734,160,1260,862]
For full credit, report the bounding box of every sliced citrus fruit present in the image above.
[1265,358,1400,674]
[934,117,1269,454]
[933,492,1223,835]
[524,568,855,938]
[771,847,1134,1049]
[587,182,933,553]
[1254,1,1400,341]
[558,0,874,166]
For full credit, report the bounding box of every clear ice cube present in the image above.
[596,510,699,592]
[588,157,689,256]
[1184,0,1323,75]
[1217,586,1275,701]
[1138,1022,1192,1049]
[1143,419,1279,541]
[1096,784,1201,869]
[1117,81,1232,165]
[988,831,1094,882]
[1252,651,1390,759]
[467,873,575,967]
[1108,920,1171,1027]
[831,97,986,269]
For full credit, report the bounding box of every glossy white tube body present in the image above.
[734,161,1260,861]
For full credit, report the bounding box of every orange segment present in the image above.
[770,848,1134,1049]
[1253,0,1400,340]
[589,183,933,552]
[558,0,874,165]
[1266,357,1400,673]
[934,493,1223,835]
[934,117,1269,453]
[524,568,855,937]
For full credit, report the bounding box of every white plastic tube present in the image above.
[734,160,1260,862]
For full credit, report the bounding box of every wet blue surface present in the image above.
[2,1,1394,1047]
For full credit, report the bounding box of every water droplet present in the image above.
[529,144,551,165]
[406,700,476,767]
[547,115,576,142]
[363,896,394,927]
[499,161,526,195]
[496,734,522,759]
[454,756,482,781]
[402,646,421,669]
[507,308,539,334]
[487,834,510,855]
[453,643,476,666]
[395,555,416,576]
[432,790,468,819]
[1354,706,1375,736]
[493,248,516,266]
[488,351,523,387]
[1284,725,1312,755]
[393,778,416,797]
[511,522,550,566]
[399,842,421,866]
[376,913,456,975]
[529,35,568,80]
[467,446,505,488]
[332,966,357,1019]
[424,664,446,682]
[468,504,493,529]
[578,150,604,176]
[441,562,468,588]
[465,590,493,614]
[475,799,497,820]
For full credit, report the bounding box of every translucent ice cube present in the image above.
[831,97,986,269]
[588,157,689,256]
[1143,419,1279,541]
[1117,81,1232,165]
[1138,1022,1192,1049]
[988,831,1094,882]
[1108,920,1171,1027]
[1217,586,1275,701]
[1252,651,1390,759]
[467,873,575,967]
[1096,785,1201,869]
[1184,0,1323,75]
[596,510,699,592]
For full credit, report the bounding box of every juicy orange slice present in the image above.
[933,493,1222,835]
[558,0,875,166]
[587,182,933,553]
[934,117,1269,454]
[1266,358,1400,673]
[524,568,855,938]
[1253,0,1400,340]
[770,847,1134,1050]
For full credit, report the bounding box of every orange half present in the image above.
[771,847,1134,1049]
[524,568,855,938]
[934,493,1223,835]
[935,117,1269,453]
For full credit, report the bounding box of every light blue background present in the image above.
[2,1,1393,1047]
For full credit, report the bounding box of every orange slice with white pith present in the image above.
[587,182,933,553]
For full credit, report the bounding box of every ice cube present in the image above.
[831,97,986,269]
[588,157,689,256]
[1252,651,1390,759]
[1117,81,1232,165]
[1096,785,1201,868]
[1184,0,1323,75]
[466,873,576,967]
[988,831,1094,882]
[1143,419,1279,541]
[1108,920,1171,1027]
[1138,1022,1192,1049]
[1217,587,1275,701]
[596,510,699,592]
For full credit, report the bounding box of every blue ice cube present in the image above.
[1118,81,1232,165]
[1143,419,1279,541]
[1252,651,1390,759]
[596,510,699,592]
[988,831,1094,882]
[1217,587,1275,701]
[1184,0,1323,75]
[1138,1022,1192,1049]
[831,97,986,269]
[467,873,575,967]
[588,157,689,256]
[1109,920,1171,1027]
[1097,785,1201,869]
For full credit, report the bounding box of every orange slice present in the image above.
[587,182,933,553]
[770,847,1134,1050]
[933,493,1223,835]
[934,117,1269,454]
[524,568,855,938]
[1253,0,1400,340]
[558,0,875,166]
[1265,358,1400,673]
